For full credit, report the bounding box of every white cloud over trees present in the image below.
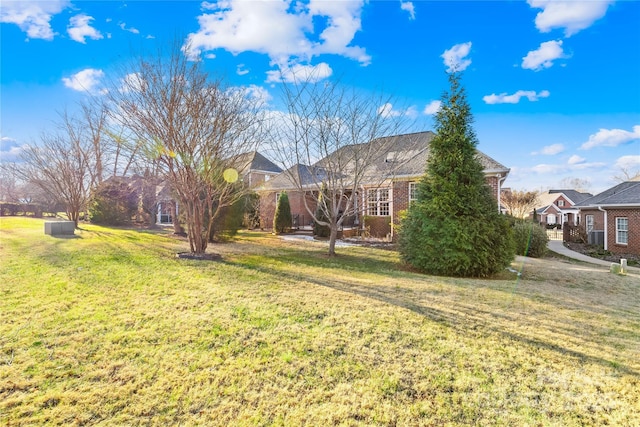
[423,100,441,115]
[266,62,333,83]
[441,42,472,72]
[62,68,105,93]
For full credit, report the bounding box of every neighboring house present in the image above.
[532,189,593,228]
[257,131,510,239]
[574,180,640,255]
[155,151,281,226]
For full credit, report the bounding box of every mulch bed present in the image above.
[564,242,640,265]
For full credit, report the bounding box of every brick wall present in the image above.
[258,190,316,230]
[364,216,391,238]
[392,181,410,227]
[578,207,639,255]
[579,208,605,231]
[486,175,500,201]
[606,208,640,256]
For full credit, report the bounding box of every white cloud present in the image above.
[119,22,140,34]
[522,40,566,71]
[378,103,399,118]
[615,155,640,170]
[441,42,472,72]
[400,1,416,20]
[423,100,441,115]
[567,154,585,165]
[184,0,370,67]
[0,136,27,162]
[233,84,272,105]
[62,68,105,92]
[528,0,613,37]
[483,90,550,104]
[119,72,145,93]
[377,103,417,119]
[532,143,565,155]
[531,158,606,174]
[68,14,103,44]
[236,64,249,76]
[266,62,333,83]
[0,0,70,40]
[580,125,640,150]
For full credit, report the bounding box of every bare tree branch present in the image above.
[269,78,415,255]
[104,40,264,253]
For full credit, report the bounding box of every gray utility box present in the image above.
[588,230,604,246]
[45,221,75,236]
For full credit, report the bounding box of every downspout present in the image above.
[496,174,507,213]
[598,206,607,250]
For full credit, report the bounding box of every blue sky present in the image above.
[1,0,639,193]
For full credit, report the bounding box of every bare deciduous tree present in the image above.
[16,128,93,227]
[105,42,264,254]
[613,167,640,183]
[501,189,540,219]
[270,79,413,256]
[558,177,591,193]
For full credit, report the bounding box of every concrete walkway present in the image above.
[547,240,640,273]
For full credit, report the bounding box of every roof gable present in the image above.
[233,151,282,175]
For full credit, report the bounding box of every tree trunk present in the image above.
[328,225,338,257]
[171,201,184,234]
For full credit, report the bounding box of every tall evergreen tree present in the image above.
[273,191,292,234]
[398,73,513,277]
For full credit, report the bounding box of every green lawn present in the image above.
[1,217,638,426]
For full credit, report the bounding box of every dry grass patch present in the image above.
[1,217,638,425]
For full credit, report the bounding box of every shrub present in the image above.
[89,179,138,226]
[208,197,245,242]
[273,192,292,234]
[512,220,548,258]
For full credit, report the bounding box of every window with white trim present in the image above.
[557,200,565,207]
[367,188,390,216]
[585,215,594,233]
[547,214,556,224]
[409,182,418,203]
[616,217,628,245]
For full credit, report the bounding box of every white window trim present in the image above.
[616,217,628,245]
[409,182,418,203]
[366,188,391,216]
[585,215,594,233]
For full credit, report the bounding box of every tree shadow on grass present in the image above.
[228,255,640,378]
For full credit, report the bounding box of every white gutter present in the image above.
[598,206,607,250]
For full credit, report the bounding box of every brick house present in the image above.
[155,151,282,226]
[532,189,593,228]
[574,180,640,255]
[257,131,510,239]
